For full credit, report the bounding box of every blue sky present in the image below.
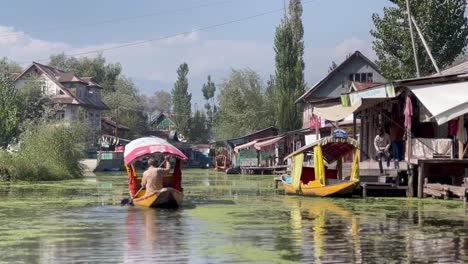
[1,0,401,106]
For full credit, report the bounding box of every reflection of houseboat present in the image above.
[281,130,360,197]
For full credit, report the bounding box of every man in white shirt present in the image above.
[374,127,391,174]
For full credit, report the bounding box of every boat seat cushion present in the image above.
[300,167,338,184]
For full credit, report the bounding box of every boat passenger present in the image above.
[139,156,171,197]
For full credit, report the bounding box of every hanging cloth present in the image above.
[170,158,183,191]
[448,119,459,137]
[126,164,137,197]
[350,148,360,181]
[291,153,304,191]
[404,96,413,129]
[314,145,325,186]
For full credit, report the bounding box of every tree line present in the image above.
[1,0,467,147]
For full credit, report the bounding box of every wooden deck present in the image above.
[241,165,288,175]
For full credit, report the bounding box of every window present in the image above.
[40,82,47,94]
[56,111,65,120]
[349,72,373,83]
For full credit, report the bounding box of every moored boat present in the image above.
[124,137,188,208]
[281,130,360,197]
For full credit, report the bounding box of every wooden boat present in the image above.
[214,154,230,171]
[281,129,360,197]
[124,137,188,208]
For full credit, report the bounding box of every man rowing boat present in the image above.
[133,155,171,199]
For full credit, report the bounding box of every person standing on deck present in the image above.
[134,155,171,198]
[374,127,391,174]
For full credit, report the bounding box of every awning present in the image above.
[234,140,257,153]
[408,81,468,125]
[254,136,284,150]
[313,100,362,121]
[313,97,390,122]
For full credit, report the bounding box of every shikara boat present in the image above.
[214,154,229,171]
[124,137,188,208]
[281,130,360,197]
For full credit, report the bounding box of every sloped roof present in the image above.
[15,62,109,110]
[102,117,130,130]
[296,51,381,103]
[433,59,468,76]
[350,81,385,92]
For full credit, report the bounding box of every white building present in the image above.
[14,62,109,132]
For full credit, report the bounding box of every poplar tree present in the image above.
[273,0,305,133]
[0,77,18,147]
[202,75,216,132]
[171,63,192,141]
[371,0,468,79]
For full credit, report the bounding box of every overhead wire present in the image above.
[0,0,236,38]
[18,0,317,64]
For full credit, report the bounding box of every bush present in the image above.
[0,122,89,181]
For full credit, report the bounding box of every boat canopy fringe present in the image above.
[318,136,358,148]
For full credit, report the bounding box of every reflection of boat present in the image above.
[281,131,360,197]
[124,137,188,208]
[283,197,360,263]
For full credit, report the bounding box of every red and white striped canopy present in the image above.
[123,137,188,165]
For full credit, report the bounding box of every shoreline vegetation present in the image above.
[0,122,88,182]
[1,75,89,182]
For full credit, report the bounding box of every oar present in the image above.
[121,157,168,206]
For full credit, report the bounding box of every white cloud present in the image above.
[0,24,376,104]
[0,25,70,62]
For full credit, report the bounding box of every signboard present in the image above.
[341,83,395,106]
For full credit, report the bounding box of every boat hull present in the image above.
[132,188,183,208]
[281,176,359,197]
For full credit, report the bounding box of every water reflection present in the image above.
[124,208,189,263]
[283,197,361,263]
[1,170,468,263]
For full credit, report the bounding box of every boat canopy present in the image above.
[254,136,284,150]
[123,137,188,165]
[284,133,358,164]
[234,140,258,153]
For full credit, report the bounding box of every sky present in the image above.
[0,0,398,107]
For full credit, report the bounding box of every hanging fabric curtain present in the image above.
[291,153,304,191]
[404,96,413,129]
[350,148,360,181]
[314,145,325,186]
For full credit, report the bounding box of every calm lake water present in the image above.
[1,169,468,263]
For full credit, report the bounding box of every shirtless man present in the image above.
[133,155,171,199]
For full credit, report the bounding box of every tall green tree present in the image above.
[190,110,209,143]
[213,69,273,140]
[171,63,192,141]
[202,75,216,133]
[0,57,22,78]
[103,77,148,138]
[147,90,172,114]
[49,53,122,94]
[0,77,18,147]
[273,0,305,133]
[371,0,468,79]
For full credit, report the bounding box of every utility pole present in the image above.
[406,0,420,77]
[411,16,441,74]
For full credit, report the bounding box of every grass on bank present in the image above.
[0,122,88,181]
